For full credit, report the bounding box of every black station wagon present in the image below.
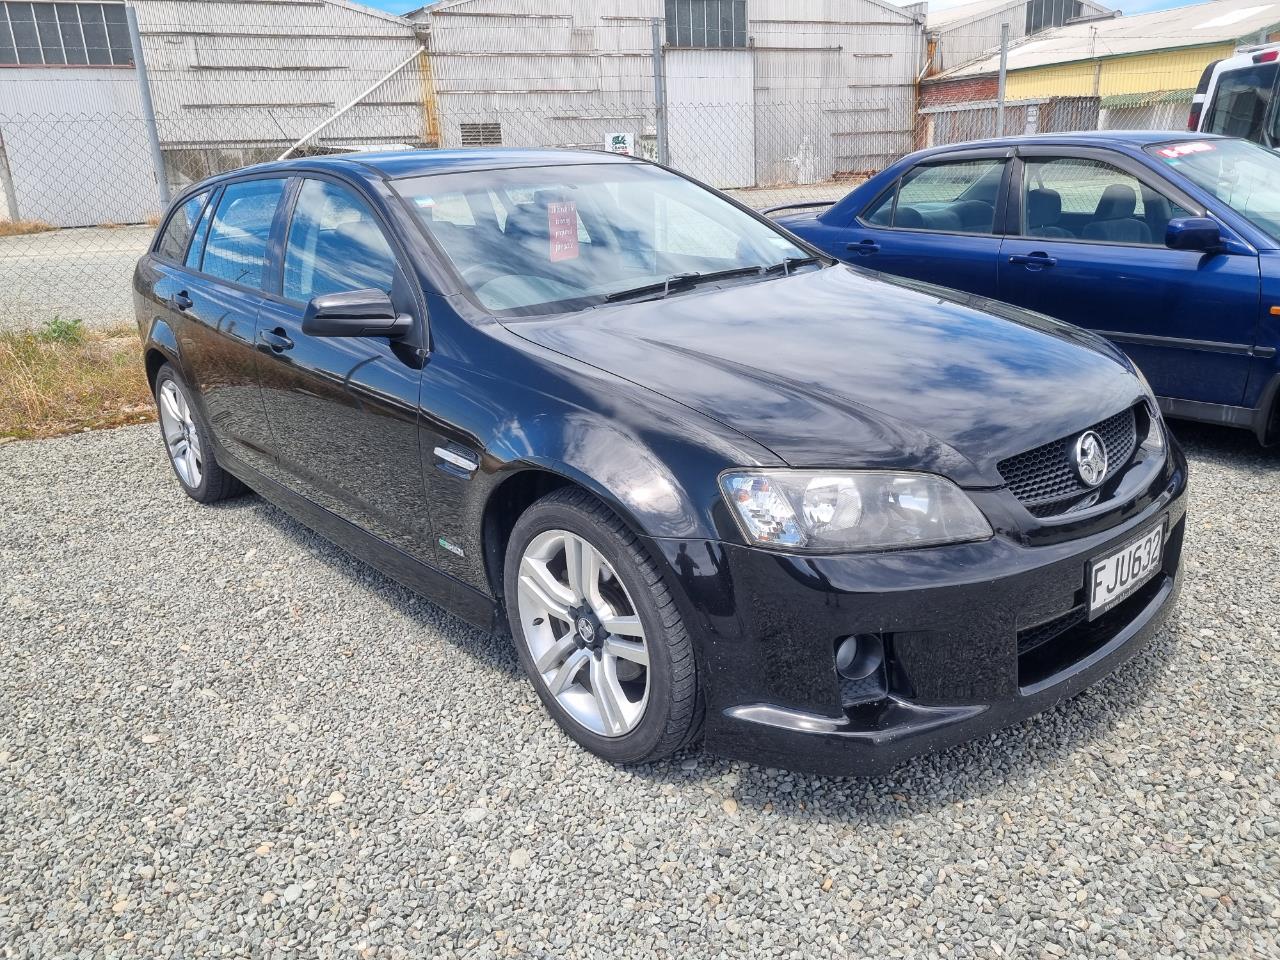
[135,149,1187,775]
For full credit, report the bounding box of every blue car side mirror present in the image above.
[1165,217,1222,253]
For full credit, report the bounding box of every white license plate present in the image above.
[1088,522,1165,620]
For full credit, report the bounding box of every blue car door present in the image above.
[833,150,1010,298]
[998,147,1261,407]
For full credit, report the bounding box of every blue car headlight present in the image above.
[719,470,993,553]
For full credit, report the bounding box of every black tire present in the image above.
[503,487,703,765]
[154,363,246,504]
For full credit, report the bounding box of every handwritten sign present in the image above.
[548,201,580,262]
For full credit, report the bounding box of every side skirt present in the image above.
[218,449,500,633]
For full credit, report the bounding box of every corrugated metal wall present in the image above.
[414,0,927,188]
[0,67,156,226]
[1005,43,1237,99]
[933,0,1111,74]
[131,0,426,181]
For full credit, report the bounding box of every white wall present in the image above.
[0,68,158,226]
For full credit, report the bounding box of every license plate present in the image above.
[1087,521,1165,620]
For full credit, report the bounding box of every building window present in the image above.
[460,122,502,147]
[1025,0,1083,35]
[666,0,747,49]
[0,2,132,67]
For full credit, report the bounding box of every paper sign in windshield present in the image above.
[548,201,580,262]
[1157,142,1216,159]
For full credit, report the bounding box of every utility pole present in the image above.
[996,22,1009,137]
[126,4,170,207]
[651,18,669,165]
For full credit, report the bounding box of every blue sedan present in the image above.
[775,132,1280,444]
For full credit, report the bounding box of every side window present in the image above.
[862,186,896,226]
[870,159,1004,234]
[201,178,287,290]
[156,191,209,262]
[185,196,217,270]
[1206,64,1278,140]
[1023,157,1191,245]
[284,179,398,302]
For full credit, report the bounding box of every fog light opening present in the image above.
[836,634,884,681]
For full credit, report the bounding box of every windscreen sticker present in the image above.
[414,196,436,208]
[548,201,580,262]
[1157,142,1216,160]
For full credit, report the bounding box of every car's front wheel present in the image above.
[504,487,702,765]
[154,363,245,504]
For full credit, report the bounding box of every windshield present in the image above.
[1147,138,1280,241]
[394,162,811,316]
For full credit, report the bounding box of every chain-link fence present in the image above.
[0,57,1208,333]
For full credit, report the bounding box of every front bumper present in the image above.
[648,445,1189,777]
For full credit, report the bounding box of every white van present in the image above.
[1189,43,1280,143]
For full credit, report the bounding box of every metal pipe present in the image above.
[278,46,426,161]
[651,18,669,165]
[126,4,169,206]
[996,22,1009,137]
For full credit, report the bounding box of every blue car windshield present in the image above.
[394,162,809,316]
[1148,138,1280,242]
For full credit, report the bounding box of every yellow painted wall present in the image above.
[1005,43,1238,99]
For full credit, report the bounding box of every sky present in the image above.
[358,0,1218,17]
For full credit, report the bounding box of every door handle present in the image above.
[848,240,880,255]
[1008,252,1057,268]
[173,291,193,311]
[257,328,294,353]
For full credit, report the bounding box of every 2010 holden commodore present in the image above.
[134,148,1187,775]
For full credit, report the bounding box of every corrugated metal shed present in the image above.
[938,0,1280,80]
[928,0,1114,73]
[409,0,927,188]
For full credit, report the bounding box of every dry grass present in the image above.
[145,213,163,227]
[0,218,56,237]
[0,323,155,441]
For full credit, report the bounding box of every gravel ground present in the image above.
[1,422,1278,959]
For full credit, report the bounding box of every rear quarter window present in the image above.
[156,192,209,262]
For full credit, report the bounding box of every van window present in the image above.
[1206,63,1278,142]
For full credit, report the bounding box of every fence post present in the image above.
[651,18,669,165]
[996,22,1009,138]
[0,127,19,221]
[126,4,170,206]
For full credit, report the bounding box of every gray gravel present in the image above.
[1,422,1278,959]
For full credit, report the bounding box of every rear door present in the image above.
[998,147,1261,406]
[148,177,287,476]
[1202,60,1280,147]
[836,151,1010,298]
[254,174,433,562]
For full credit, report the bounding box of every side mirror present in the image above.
[1165,217,1222,253]
[301,288,411,338]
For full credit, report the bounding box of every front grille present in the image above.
[997,406,1139,515]
[1017,604,1087,656]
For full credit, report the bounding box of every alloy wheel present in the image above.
[158,379,203,489]
[516,529,650,738]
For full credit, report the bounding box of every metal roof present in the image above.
[933,0,1280,78]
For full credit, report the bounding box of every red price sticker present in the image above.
[1158,141,1216,159]
[548,201,580,262]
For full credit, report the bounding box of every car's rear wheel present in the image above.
[154,363,245,504]
[504,487,702,764]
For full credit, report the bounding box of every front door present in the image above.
[254,176,432,562]
[999,150,1261,406]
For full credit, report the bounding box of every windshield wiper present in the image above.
[763,256,824,276]
[603,265,766,303]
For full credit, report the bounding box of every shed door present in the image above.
[665,49,755,189]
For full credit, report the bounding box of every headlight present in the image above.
[719,470,993,553]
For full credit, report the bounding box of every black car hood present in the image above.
[506,265,1143,487]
